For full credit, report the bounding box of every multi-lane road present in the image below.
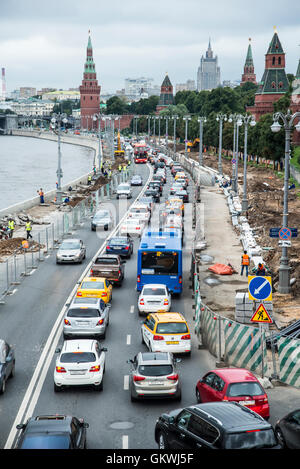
[1,158,300,450]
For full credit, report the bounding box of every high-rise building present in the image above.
[241,39,257,86]
[124,77,154,99]
[197,39,221,91]
[19,87,36,99]
[156,73,174,112]
[79,31,101,130]
[175,80,196,93]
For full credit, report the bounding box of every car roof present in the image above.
[25,415,73,434]
[138,352,173,365]
[70,298,103,308]
[61,238,80,243]
[150,312,187,323]
[62,339,97,353]
[209,368,259,383]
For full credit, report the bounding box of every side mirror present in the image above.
[83,423,89,429]
[175,358,182,363]
[102,347,108,352]
[107,303,111,308]
[55,347,61,353]
[121,260,126,264]
[16,424,25,430]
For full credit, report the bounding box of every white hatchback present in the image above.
[120,218,145,236]
[128,204,151,224]
[138,284,171,315]
[54,339,107,392]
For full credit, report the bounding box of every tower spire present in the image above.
[241,38,256,86]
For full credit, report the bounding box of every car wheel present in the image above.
[95,380,103,391]
[175,388,182,401]
[130,390,138,402]
[275,427,286,448]
[196,388,201,403]
[158,431,169,450]
[141,332,145,344]
[101,330,106,340]
[0,379,5,394]
[54,383,62,393]
[9,362,15,379]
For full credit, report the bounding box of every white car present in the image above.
[120,218,145,236]
[138,284,171,315]
[54,339,107,392]
[116,183,132,199]
[128,204,151,224]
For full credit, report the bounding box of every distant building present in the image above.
[42,90,80,101]
[19,87,37,98]
[241,39,257,86]
[10,99,55,116]
[197,39,221,91]
[124,77,154,99]
[156,73,174,113]
[175,80,196,93]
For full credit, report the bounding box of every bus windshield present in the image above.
[141,251,178,275]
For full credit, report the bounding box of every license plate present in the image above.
[70,370,86,375]
[166,341,179,345]
[148,381,164,386]
[239,400,255,406]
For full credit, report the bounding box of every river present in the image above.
[0,135,95,210]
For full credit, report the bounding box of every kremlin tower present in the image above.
[241,39,257,86]
[79,31,101,130]
[156,73,174,113]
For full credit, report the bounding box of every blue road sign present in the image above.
[248,276,272,301]
[269,227,298,238]
[279,227,292,240]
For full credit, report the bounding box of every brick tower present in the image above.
[156,73,174,113]
[79,31,101,130]
[247,30,289,121]
[241,39,257,86]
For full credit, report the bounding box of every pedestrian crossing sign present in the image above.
[251,303,273,324]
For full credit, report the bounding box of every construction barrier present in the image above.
[278,337,300,388]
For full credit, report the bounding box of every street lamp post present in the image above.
[183,116,191,157]
[152,116,156,144]
[271,110,300,294]
[197,116,207,166]
[165,116,169,153]
[229,114,242,193]
[158,116,161,145]
[51,112,68,204]
[147,115,151,142]
[216,113,227,175]
[172,115,179,155]
[93,113,103,174]
[239,114,256,212]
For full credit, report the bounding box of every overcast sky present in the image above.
[1,0,299,94]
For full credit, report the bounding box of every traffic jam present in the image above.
[1,140,299,451]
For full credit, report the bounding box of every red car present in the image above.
[195,368,270,419]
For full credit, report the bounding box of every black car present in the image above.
[106,235,133,258]
[152,175,165,185]
[148,181,162,194]
[275,409,300,448]
[145,189,160,203]
[16,415,89,449]
[154,401,279,450]
[174,190,189,203]
[0,339,15,394]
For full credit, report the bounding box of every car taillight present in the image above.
[97,319,104,325]
[125,246,129,250]
[167,374,179,381]
[133,375,145,382]
[136,226,140,230]
[139,299,145,305]
[102,292,107,297]
[246,429,261,433]
[137,275,141,283]
[163,299,169,305]
[56,366,66,373]
[181,334,190,340]
[89,365,100,372]
[153,335,164,341]
[90,270,94,275]
[64,319,71,326]
[106,246,111,250]
[118,270,121,274]
[263,394,268,403]
[179,276,182,284]
[77,292,82,297]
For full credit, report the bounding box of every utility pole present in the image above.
[183,116,191,158]
[51,112,68,204]
[216,113,227,175]
[197,116,207,166]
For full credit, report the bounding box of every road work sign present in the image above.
[251,303,273,324]
[248,276,272,302]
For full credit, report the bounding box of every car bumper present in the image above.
[56,257,81,263]
[63,325,106,337]
[106,248,130,257]
[151,342,191,354]
[54,371,103,387]
[132,384,179,398]
[138,305,170,314]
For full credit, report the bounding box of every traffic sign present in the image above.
[269,227,298,238]
[248,276,272,302]
[278,240,292,247]
[251,303,273,324]
[279,227,292,240]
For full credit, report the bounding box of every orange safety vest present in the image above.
[242,254,250,266]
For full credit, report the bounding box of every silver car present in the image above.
[91,210,113,231]
[63,298,110,339]
[127,352,181,402]
[56,239,86,264]
[116,183,132,199]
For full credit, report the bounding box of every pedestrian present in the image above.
[25,221,32,239]
[118,165,122,172]
[241,250,250,277]
[93,166,96,175]
[256,263,266,276]
[87,175,92,185]
[37,188,44,204]
[8,218,15,238]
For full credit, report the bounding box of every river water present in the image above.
[0,136,95,210]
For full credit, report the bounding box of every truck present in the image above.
[90,254,125,286]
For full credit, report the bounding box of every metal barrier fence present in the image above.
[0,165,134,304]
[278,337,300,388]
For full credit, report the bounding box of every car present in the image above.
[91,210,113,231]
[76,277,113,304]
[174,171,186,181]
[175,177,188,188]
[116,183,132,199]
[54,339,107,392]
[138,284,171,315]
[174,189,189,203]
[106,235,133,258]
[148,181,162,194]
[0,339,15,394]
[166,197,185,214]
[63,298,110,340]
[163,215,184,236]
[160,207,182,220]
[275,409,300,448]
[141,312,191,355]
[120,218,145,237]
[195,368,270,419]
[144,189,160,203]
[56,238,86,264]
[152,175,165,185]
[154,401,279,450]
[16,415,89,449]
[137,196,154,212]
[128,204,151,224]
[169,183,185,195]
[127,352,181,402]
[130,175,143,186]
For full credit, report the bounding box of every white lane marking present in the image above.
[4,164,153,449]
[126,334,131,345]
[29,269,36,275]
[124,375,129,390]
[130,305,134,314]
[122,435,129,449]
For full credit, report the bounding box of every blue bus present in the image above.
[137,231,183,296]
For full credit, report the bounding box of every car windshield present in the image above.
[21,434,70,449]
[94,212,109,219]
[224,429,277,449]
[125,220,140,225]
[138,365,173,376]
[60,241,80,250]
[227,382,264,397]
[118,185,129,190]
[80,281,104,290]
[143,287,167,296]
[60,352,96,363]
[110,238,128,245]
[131,208,147,213]
[141,251,179,275]
[67,308,100,318]
[96,257,118,265]
[156,322,188,334]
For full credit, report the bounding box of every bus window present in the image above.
[141,251,178,275]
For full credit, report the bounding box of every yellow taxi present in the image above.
[76,277,112,304]
[166,197,185,214]
[141,312,191,355]
[174,171,186,181]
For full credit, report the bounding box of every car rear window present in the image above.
[224,428,277,449]
[95,257,118,265]
[67,308,100,318]
[60,352,96,363]
[143,287,166,296]
[227,382,264,397]
[73,297,99,304]
[156,322,188,334]
[110,238,128,245]
[138,365,173,376]
[21,434,70,449]
[80,281,104,290]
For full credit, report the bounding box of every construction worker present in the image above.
[241,250,250,277]
[37,188,44,204]
[118,164,122,172]
[25,221,32,240]
[256,263,266,276]
[87,175,92,185]
[8,218,15,238]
